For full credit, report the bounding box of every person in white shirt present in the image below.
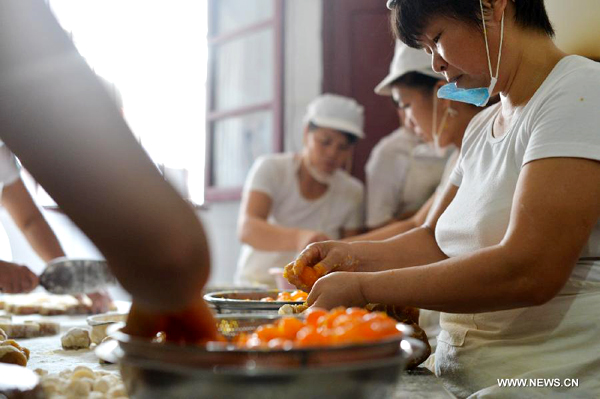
[346,49,481,351]
[0,143,65,293]
[236,94,365,287]
[0,142,113,312]
[290,0,600,396]
[366,41,447,229]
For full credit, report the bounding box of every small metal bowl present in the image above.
[204,290,305,314]
[87,312,128,344]
[96,314,426,399]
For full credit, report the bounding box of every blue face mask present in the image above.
[437,0,504,107]
[437,78,498,107]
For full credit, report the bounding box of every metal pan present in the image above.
[96,314,426,399]
[204,290,304,314]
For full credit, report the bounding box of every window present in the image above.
[205,0,284,201]
[43,0,208,205]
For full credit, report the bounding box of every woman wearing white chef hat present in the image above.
[366,40,449,230]
[291,0,600,396]
[235,94,365,287]
[355,40,482,351]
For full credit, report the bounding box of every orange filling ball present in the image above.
[233,307,402,349]
[259,290,309,302]
[283,261,327,291]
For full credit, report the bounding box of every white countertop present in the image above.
[4,301,130,376]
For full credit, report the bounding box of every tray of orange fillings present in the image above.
[96,308,426,399]
[203,289,308,314]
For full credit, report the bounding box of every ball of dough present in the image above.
[67,378,92,396]
[92,376,112,393]
[61,328,92,350]
[0,345,28,366]
[71,366,94,380]
[107,384,127,398]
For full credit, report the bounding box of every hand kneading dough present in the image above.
[61,328,92,350]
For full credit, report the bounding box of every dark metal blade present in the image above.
[39,258,116,295]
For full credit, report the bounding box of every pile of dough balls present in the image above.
[36,367,128,399]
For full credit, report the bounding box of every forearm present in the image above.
[348,226,448,272]
[343,218,417,242]
[348,194,436,243]
[360,244,555,313]
[20,214,65,262]
[239,216,300,252]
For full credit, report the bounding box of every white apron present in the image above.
[429,262,600,398]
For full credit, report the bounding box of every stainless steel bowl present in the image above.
[204,290,304,314]
[96,314,426,399]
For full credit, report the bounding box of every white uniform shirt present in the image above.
[365,127,446,228]
[0,142,22,260]
[236,153,364,286]
[436,55,600,281]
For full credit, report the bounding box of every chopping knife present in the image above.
[39,258,117,295]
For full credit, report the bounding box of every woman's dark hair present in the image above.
[308,122,358,145]
[390,0,555,49]
[393,72,440,96]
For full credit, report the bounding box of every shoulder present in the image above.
[534,56,600,108]
[254,152,294,167]
[251,153,294,175]
[367,128,416,171]
[371,128,419,157]
[0,142,20,175]
[334,171,364,200]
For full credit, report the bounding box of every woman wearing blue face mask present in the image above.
[288,0,600,396]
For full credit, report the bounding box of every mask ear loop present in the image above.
[480,0,505,92]
[432,94,454,143]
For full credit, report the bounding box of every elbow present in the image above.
[509,257,571,307]
[237,216,252,245]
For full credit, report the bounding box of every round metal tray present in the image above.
[204,290,305,314]
[96,314,425,399]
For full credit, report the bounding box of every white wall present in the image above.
[546,0,600,59]
[284,0,323,153]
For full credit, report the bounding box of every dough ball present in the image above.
[67,378,92,396]
[61,328,92,350]
[71,366,94,380]
[93,375,112,393]
[107,384,127,398]
[0,345,28,366]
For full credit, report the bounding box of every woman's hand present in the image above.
[307,272,367,310]
[0,261,39,293]
[124,299,219,345]
[295,241,360,274]
[284,241,360,291]
[295,229,331,252]
[86,290,113,314]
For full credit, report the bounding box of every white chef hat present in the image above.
[374,40,441,96]
[303,94,365,139]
